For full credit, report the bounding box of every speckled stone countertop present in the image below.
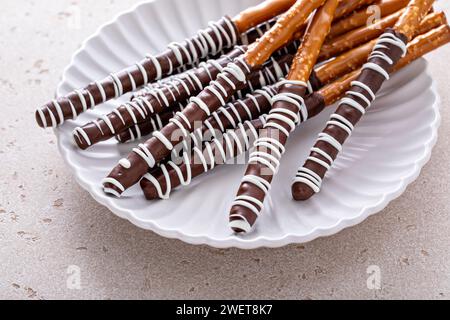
[1,0,449,300]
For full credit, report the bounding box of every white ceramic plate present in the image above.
[55,0,441,249]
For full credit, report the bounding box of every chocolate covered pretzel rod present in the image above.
[102,0,327,197]
[118,85,280,144]
[116,108,179,144]
[140,117,267,200]
[74,53,292,150]
[72,47,246,149]
[35,0,297,128]
[229,0,340,233]
[292,0,435,201]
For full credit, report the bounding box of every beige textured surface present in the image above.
[0,0,449,300]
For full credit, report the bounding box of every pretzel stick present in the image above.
[315,11,446,85]
[292,0,435,201]
[244,0,381,47]
[233,0,297,32]
[335,0,378,17]
[319,8,405,61]
[329,0,410,39]
[35,0,299,128]
[229,0,340,233]
[102,0,325,197]
[394,24,450,70]
[73,51,292,150]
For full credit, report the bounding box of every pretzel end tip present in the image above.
[229,218,252,234]
[140,178,159,201]
[102,178,125,198]
[103,186,122,198]
[292,182,315,201]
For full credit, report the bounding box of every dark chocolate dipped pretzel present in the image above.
[141,117,267,200]
[292,0,435,201]
[229,0,340,233]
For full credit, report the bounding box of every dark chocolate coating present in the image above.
[116,108,178,143]
[239,18,276,45]
[292,28,408,201]
[36,16,238,128]
[141,118,266,200]
[73,47,246,150]
[119,85,278,144]
[103,57,254,195]
[229,85,326,233]
[75,53,292,150]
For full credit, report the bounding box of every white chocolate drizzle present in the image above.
[230,80,308,232]
[142,117,265,199]
[294,30,407,195]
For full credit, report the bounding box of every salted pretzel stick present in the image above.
[315,11,446,85]
[35,0,297,128]
[329,0,410,39]
[320,8,406,61]
[335,0,377,17]
[292,0,435,201]
[102,0,326,197]
[73,51,292,150]
[234,0,297,32]
[243,0,380,46]
[394,24,450,70]
[229,0,340,234]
